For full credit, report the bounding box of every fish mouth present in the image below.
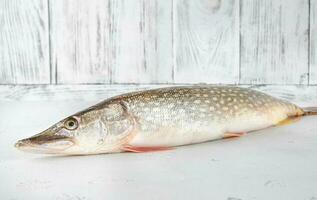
[15,134,75,154]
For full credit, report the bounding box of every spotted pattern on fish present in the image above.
[117,86,301,132]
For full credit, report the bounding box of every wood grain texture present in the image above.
[310,0,317,84]
[50,0,173,84]
[0,0,50,84]
[174,0,239,84]
[50,0,112,84]
[111,0,173,83]
[0,0,313,85]
[240,0,309,85]
[1,85,317,107]
[141,0,174,83]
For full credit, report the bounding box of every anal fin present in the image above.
[223,132,246,139]
[276,116,302,126]
[121,145,173,153]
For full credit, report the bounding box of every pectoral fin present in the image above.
[121,145,173,153]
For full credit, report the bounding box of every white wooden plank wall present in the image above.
[0,0,314,85]
[110,0,173,83]
[174,0,239,84]
[240,0,309,85]
[310,0,317,84]
[50,0,112,84]
[0,0,50,84]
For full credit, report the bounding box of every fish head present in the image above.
[15,102,136,155]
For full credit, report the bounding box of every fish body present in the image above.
[15,86,305,155]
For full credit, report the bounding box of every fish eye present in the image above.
[64,117,78,130]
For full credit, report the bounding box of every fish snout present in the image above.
[14,139,32,149]
[14,133,75,154]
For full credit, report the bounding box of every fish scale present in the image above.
[15,86,309,155]
[125,86,299,124]
[123,86,303,147]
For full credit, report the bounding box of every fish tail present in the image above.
[302,107,317,115]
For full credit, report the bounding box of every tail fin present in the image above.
[302,107,317,115]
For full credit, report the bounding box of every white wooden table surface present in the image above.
[0,85,317,200]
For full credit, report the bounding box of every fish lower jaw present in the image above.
[56,144,125,155]
[16,146,66,154]
[17,146,123,155]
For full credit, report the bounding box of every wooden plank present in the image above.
[111,0,173,83]
[240,0,309,84]
[51,0,173,84]
[310,0,317,84]
[0,0,50,84]
[173,0,239,84]
[142,0,174,83]
[1,84,317,107]
[50,0,112,84]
